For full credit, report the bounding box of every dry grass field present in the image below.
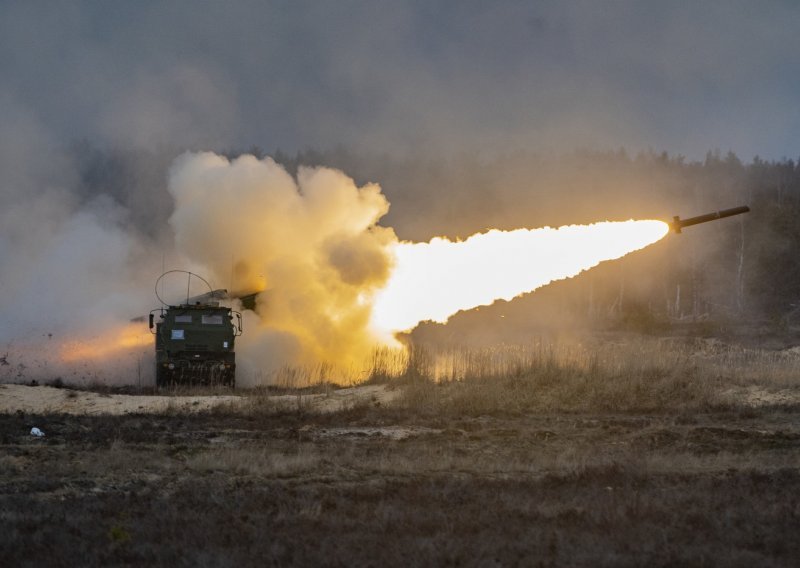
[2,335,800,566]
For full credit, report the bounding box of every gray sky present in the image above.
[2,0,799,160]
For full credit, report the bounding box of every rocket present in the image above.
[669,206,750,233]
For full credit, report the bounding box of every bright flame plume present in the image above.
[60,323,152,363]
[372,220,669,332]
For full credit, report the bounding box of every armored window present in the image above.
[171,329,185,340]
[201,314,224,325]
[174,315,192,323]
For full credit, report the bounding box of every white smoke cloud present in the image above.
[0,92,160,385]
[0,177,155,385]
[167,152,398,383]
[0,160,143,340]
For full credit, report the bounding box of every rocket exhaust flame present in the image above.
[59,323,152,363]
[371,220,670,332]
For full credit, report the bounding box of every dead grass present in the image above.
[2,394,799,567]
[186,447,323,477]
[385,337,800,415]
[90,335,796,418]
[400,366,722,415]
[6,334,794,421]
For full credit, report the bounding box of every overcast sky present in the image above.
[2,0,799,160]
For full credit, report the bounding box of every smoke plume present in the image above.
[167,152,398,380]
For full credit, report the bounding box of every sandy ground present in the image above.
[722,385,800,407]
[4,382,800,420]
[0,383,399,416]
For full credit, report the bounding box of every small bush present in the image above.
[108,525,131,543]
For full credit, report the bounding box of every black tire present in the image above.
[156,366,169,388]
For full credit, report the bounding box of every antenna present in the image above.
[161,253,165,303]
[155,270,213,307]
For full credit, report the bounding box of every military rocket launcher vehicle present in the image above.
[149,271,242,388]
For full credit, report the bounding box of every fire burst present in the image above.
[371,220,669,333]
[59,322,152,363]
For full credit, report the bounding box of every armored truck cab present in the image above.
[150,303,242,387]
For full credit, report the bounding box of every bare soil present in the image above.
[2,384,800,566]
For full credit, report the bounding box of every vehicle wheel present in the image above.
[156,366,169,388]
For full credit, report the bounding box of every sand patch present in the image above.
[721,385,800,407]
[0,383,399,416]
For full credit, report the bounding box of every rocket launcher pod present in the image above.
[670,206,750,233]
